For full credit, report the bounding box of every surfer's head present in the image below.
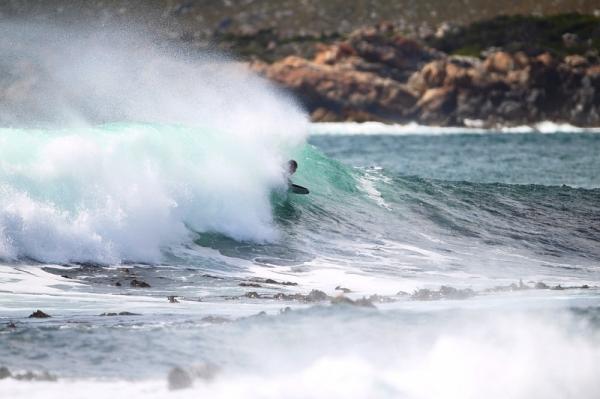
[288,159,298,175]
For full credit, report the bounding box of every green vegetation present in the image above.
[427,13,600,57]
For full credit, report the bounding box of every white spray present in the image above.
[0,22,308,264]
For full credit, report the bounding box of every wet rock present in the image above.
[28,310,51,318]
[331,296,376,308]
[411,288,441,300]
[115,281,122,287]
[272,289,331,302]
[368,294,397,303]
[130,279,151,288]
[535,282,549,289]
[201,315,230,324]
[239,282,262,287]
[13,371,57,382]
[168,367,193,390]
[485,281,531,293]
[5,321,17,329]
[99,312,141,316]
[244,291,260,299]
[248,277,298,286]
[306,289,329,302]
[439,285,475,299]
[411,286,475,301]
[167,296,180,303]
[0,368,58,382]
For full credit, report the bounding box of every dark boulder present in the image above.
[130,279,151,288]
[28,310,51,318]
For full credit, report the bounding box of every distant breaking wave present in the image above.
[310,121,600,136]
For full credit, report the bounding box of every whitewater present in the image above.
[1,23,600,399]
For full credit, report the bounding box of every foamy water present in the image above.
[2,21,600,399]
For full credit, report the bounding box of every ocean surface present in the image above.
[0,121,599,398]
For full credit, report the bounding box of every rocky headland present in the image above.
[0,3,599,127]
[250,15,600,126]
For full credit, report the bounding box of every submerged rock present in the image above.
[306,289,329,302]
[330,296,376,308]
[28,310,51,318]
[167,363,220,390]
[248,277,298,286]
[411,286,475,301]
[99,312,141,316]
[168,367,193,390]
[239,282,262,287]
[130,279,151,288]
[13,371,57,382]
[200,315,230,324]
[0,367,57,382]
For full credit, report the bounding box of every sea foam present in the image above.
[0,23,308,264]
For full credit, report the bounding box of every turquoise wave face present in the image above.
[193,136,600,287]
[0,123,303,264]
[1,123,599,288]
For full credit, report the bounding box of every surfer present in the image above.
[287,159,298,177]
[286,159,309,194]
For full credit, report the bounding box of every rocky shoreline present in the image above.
[250,18,600,126]
[0,7,598,127]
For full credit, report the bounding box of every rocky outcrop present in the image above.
[28,310,51,318]
[251,22,600,126]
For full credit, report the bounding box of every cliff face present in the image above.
[251,21,600,126]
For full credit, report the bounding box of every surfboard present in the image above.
[289,183,309,194]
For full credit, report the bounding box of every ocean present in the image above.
[1,121,599,398]
[1,23,599,398]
